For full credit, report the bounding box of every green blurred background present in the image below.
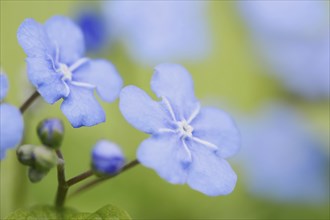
[1,1,329,219]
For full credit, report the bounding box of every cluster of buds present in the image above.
[16,118,64,183]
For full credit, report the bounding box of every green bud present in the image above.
[16,145,36,166]
[37,118,64,149]
[33,146,58,171]
[28,167,47,183]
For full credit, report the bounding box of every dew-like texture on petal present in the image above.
[192,107,240,158]
[45,16,85,65]
[187,141,237,196]
[0,73,8,101]
[137,133,190,184]
[17,18,53,59]
[74,60,122,102]
[26,58,69,104]
[151,64,199,120]
[119,86,170,134]
[0,104,24,160]
[61,85,105,128]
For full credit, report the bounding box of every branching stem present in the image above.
[70,159,140,197]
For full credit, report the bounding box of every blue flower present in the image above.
[75,8,108,52]
[103,1,210,65]
[92,140,125,175]
[119,64,240,196]
[237,1,329,99]
[238,106,329,203]
[0,72,24,160]
[17,16,123,127]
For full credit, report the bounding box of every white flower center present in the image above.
[177,120,194,138]
[59,63,72,81]
[158,96,218,159]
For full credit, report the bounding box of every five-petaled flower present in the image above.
[17,16,122,128]
[120,64,240,196]
[0,72,24,160]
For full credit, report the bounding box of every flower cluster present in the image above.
[5,15,241,198]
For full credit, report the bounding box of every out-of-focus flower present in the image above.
[238,1,330,99]
[17,16,123,127]
[75,8,108,52]
[103,1,211,65]
[238,106,329,203]
[120,63,240,196]
[0,72,24,160]
[91,140,125,175]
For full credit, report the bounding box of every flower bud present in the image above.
[37,118,64,149]
[16,144,36,166]
[91,140,125,175]
[33,146,57,171]
[28,167,47,183]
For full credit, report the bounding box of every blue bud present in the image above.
[37,118,64,149]
[91,140,125,175]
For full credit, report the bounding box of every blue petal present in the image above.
[45,16,85,65]
[26,57,69,104]
[119,86,170,134]
[73,59,122,102]
[60,85,105,128]
[17,18,53,58]
[0,104,24,160]
[191,107,240,159]
[151,63,199,120]
[0,73,8,101]
[187,140,237,196]
[137,133,191,184]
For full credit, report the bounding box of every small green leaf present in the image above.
[67,213,91,219]
[6,204,131,220]
[5,205,77,219]
[87,204,131,220]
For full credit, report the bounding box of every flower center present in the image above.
[59,63,72,81]
[177,120,194,138]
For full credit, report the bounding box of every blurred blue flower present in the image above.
[75,8,108,52]
[120,64,240,196]
[103,1,210,65]
[92,140,125,175]
[0,72,24,160]
[238,1,330,99]
[17,16,123,128]
[239,106,329,203]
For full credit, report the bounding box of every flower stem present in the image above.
[55,150,68,208]
[19,90,40,113]
[69,159,140,197]
[67,170,94,187]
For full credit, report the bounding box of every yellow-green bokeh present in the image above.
[1,1,329,219]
